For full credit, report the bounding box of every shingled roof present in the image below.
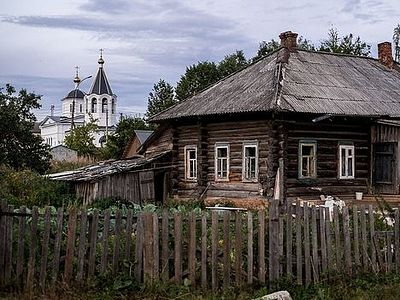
[150,47,400,121]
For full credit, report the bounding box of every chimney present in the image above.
[378,42,394,69]
[279,31,298,51]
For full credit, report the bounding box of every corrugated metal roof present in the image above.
[150,48,400,121]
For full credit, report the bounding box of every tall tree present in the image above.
[393,24,400,62]
[101,116,150,159]
[146,79,176,118]
[319,28,371,56]
[175,61,220,101]
[218,50,249,78]
[64,116,98,157]
[0,84,51,174]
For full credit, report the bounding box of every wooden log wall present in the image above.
[285,120,370,198]
[174,119,278,200]
[144,127,173,158]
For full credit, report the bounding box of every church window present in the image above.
[69,104,73,113]
[91,98,97,113]
[102,98,108,113]
[112,99,115,114]
[79,104,83,113]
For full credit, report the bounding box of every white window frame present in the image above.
[339,144,355,179]
[215,143,230,181]
[242,141,259,182]
[184,145,197,181]
[298,141,317,179]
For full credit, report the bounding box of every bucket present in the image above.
[355,192,363,200]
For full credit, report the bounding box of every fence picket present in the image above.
[174,213,182,284]
[201,214,207,289]
[319,207,327,276]
[153,213,159,281]
[16,206,26,285]
[52,208,63,282]
[124,209,134,262]
[39,207,51,288]
[77,210,88,281]
[161,209,169,282]
[360,206,368,272]
[286,200,293,277]
[135,214,144,282]
[26,207,39,291]
[223,211,231,289]
[235,211,243,286]
[188,212,196,286]
[64,208,77,283]
[112,209,122,274]
[247,211,253,285]
[343,206,352,275]
[311,206,319,283]
[304,205,311,285]
[324,207,332,277]
[211,211,218,290]
[333,205,342,272]
[88,210,99,277]
[296,201,302,284]
[353,205,360,268]
[368,205,377,272]
[258,210,265,284]
[100,209,110,274]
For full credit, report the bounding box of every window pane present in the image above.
[245,146,256,157]
[348,157,353,177]
[341,148,346,176]
[218,147,227,158]
[189,150,196,159]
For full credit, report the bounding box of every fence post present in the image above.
[143,212,155,283]
[269,199,280,282]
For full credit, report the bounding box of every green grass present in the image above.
[2,273,400,299]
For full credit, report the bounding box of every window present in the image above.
[79,104,83,113]
[102,98,108,113]
[69,103,73,113]
[91,98,97,113]
[243,142,258,182]
[184,146,197,181]
[339,144,355,179]
[299,141,317,178]
[215,143,229,181]
[112,99,116,114]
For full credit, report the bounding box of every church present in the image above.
[39,52,117,148]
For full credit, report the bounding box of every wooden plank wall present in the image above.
[1,199,399,291]
[285,120,370,197]
[75,172,145,205]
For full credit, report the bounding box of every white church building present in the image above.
[39,52,117,147]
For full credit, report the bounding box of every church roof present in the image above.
[65,89,85,99]
[88,57,113,96]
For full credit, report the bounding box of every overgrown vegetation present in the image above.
[0,166,77,207]
[3,273,400,299]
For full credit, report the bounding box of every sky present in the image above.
[1,0,399,121]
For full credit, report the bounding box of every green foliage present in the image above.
[0,84,51,174]
[175,61,220,101]
[100,116,150,159]
[319,27,371,56]
[0,166,76,207]
[64,115,98,157]
[254,39,280,60]
[175,51,249,101]
[146,79,176,118]
[217,50,249,78]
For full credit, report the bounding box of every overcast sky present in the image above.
[1,0,399,120]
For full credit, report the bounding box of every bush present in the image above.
[0,166,78,207]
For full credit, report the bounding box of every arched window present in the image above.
[102,98,108,113]
[112,99,115,114]
[79,104,83,113]
[70,103,73,112]
[91,98,97,113]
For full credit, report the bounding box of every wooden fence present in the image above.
[0,199,399,291]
